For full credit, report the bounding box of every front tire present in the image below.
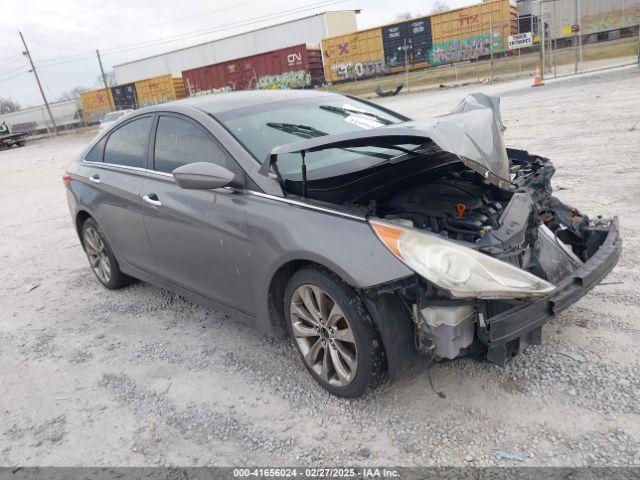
[81,218,134,290]
[284,266,386,398]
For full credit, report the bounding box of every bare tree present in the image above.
[0,97,21,114]
[430,0,450,14]
[58,86,89,102]
[95,70,116,87]
[396,12,421,21]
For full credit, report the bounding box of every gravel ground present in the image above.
[1,66,639,467]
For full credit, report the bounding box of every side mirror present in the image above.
[172,162,235,190]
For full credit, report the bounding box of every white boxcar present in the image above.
[113,11,358,84]
[0,99,82,135]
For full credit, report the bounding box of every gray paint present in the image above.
[173,162,235,190]
[66,92,414,333]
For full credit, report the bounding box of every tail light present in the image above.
[62,173,71,189]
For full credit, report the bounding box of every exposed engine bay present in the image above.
[283,147,615,364]
[265,93,620,367]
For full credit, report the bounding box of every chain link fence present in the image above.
[331,0,639,97]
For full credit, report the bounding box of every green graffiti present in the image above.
[430,32,505,65]
[256,70,311,90]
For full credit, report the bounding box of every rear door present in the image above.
[141,113,254,313]
[82,115,157,272]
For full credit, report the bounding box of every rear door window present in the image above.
[153,115,239,175]
[104,116,152,168]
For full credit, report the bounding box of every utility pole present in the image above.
[553,0,558,78]
[96,49,115,111]
[574,0,579,74]
[18,30,57,135]
[402,39,410,92]
[540,0,545,79]
[489,14,494,84]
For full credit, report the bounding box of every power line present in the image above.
[54,0,264,50]
[0,57,25,71]
[0,63,29,77]
[0,71,29,85]
[99,0,348,56]
[33,0,347,69]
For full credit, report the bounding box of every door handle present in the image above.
[142,194,162,207]
[89,174,100,184]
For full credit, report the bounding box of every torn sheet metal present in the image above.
[260,93,511,189]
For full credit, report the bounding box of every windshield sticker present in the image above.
[344,115,384,129]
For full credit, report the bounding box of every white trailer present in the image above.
[0,99,82,136]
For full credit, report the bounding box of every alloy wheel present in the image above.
[290,284,358,386]
[84,226,111,284]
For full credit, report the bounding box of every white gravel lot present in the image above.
[1,66,639,467]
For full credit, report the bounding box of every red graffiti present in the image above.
[458,14,479,26]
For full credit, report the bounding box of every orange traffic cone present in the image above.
[532,65,544,87]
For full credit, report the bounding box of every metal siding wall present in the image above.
[324,11,359,37]
[114,12,355,84]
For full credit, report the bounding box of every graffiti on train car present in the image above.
[10,122,37,134]
[190,86,234,96]
[330,60,387,80]
[430,32,504,65]
[256,70,311,90]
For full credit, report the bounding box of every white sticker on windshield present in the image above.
[344,115,384,130]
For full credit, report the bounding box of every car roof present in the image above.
[173,89,344,115]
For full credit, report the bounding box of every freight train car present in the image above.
[0,99,82,136]
[321,27,385,83]
[81,74,186,124]
[182,44,324,95]
[111,83,138,111]
[430,0,517,65]
[322,16,434,83]
[80,88,114,124]
[135,74,186,107]
[322,0,517,82]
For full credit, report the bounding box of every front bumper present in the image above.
[479,218,621,365]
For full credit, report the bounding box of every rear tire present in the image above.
[284,266,386,398]
[81,217,134,290]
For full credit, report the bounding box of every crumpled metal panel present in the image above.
[261,93,511,189]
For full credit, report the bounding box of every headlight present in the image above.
[370,220,554,299]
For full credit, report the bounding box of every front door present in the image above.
[141,114,254,313]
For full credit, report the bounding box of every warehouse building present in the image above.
[113,10,358,84]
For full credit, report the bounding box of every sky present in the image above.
[0,0,474,107]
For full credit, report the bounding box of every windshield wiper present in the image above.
[319,105,394,125]
[266,122,327,139]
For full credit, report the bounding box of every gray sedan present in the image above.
[64,90,620,397]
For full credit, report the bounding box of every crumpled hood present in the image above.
[260,93,511,189]
[405,93,509,187]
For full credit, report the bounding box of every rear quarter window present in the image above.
[84,137,106,162]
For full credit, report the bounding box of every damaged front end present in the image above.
[366,148,620,365]
[261,93,621,368]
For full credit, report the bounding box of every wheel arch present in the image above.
[266,257,417,379]
[75,210,93,240]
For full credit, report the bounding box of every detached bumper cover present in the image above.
[482,218,621,364]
